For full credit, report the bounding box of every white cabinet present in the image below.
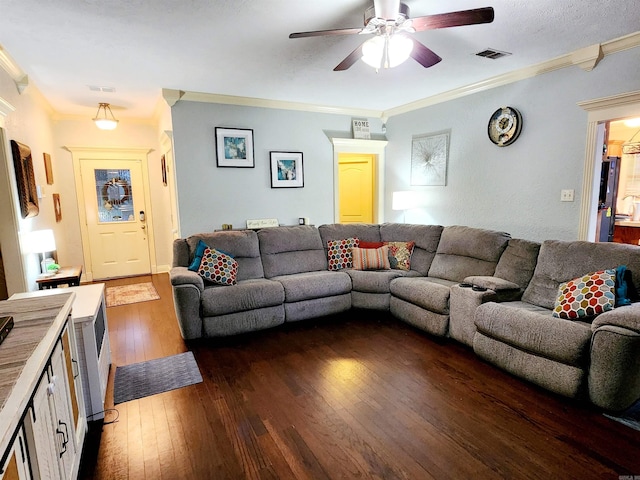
[25,328,81,480]
[1,295,86,480]
[0,427,31,480]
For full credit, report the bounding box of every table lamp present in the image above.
[26,229,57,274]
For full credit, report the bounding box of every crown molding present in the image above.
[0,45,29,94]
[383,31,640,119]
[177,90,384,119]
[577,89,640,112]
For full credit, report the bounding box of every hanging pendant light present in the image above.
[92,102,119,130]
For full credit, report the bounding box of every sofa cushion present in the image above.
[186,230,264,281]
[272,271,352,303]
[552,269,616,319]
[198,248,238,285]
[493,238,541,290]
[380,223,443,275]
[327,237,360,271]
[201,278,285,317]
[188,239,209,271]
[347,269,419,293]
[352,246,390,271]
[384,241,415,271]
[318,223,382,245]
[475,301,593,367]
[258,226,327,277]
[428,225,510,282]
[390,277,456,314]
[522,240,640,310]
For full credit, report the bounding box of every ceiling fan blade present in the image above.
[333,43,365,71]
[410,7,494,32]
[410,40,442,68]
[289,27,363,39]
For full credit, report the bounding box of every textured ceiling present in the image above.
[0,0,639,119]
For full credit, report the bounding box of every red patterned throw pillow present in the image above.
[552,269,616,319]
[327,238,360,270]
[383,241,415,271]
[198,247,238,285]
[352,246,391,271]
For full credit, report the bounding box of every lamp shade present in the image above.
[362,34,413,69]
[392,191,421,211]
[24,229,56,254]
[93,102,119,130]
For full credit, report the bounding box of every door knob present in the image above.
[141,225,146,230]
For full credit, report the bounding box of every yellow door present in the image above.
[80,158,151,279]
[338,153,375,223]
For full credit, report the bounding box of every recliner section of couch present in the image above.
[171,230,285,339]
[389,225,511,337]
[474,239,640,411]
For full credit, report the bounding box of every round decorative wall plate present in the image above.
[488,106,523,147]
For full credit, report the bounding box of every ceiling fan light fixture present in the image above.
[92,102,119,130]
[362,34,413,69]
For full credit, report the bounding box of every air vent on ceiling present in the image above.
[475,48,511,60]
[88,85,116,93]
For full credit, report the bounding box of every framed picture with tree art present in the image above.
[410,130,450,186]
[53,193,62,222]
[10,140,39,218]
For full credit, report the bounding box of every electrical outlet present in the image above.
[561,189,575,202]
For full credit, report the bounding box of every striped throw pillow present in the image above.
[352,246,391,271]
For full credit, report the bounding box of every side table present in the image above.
[36,265,83,290]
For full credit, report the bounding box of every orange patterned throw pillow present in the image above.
[352,246,391,271]
[383,241,415,271]
[552,269,616,319]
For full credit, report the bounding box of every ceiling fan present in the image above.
[289,0,494,71]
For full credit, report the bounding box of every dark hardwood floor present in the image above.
[79,273,640,479]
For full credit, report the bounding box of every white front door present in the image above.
[80,158,151,279]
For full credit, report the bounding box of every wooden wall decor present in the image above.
[53,193,62,222]
[10,140,39,218]
[43,152,53,184]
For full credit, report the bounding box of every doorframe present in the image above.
[331,138,388,223]
[65,146,157,282]
[578,89,640,240]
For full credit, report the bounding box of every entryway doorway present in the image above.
[331,138,388,224]
[67,147,156,281]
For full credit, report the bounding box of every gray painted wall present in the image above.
[172,101,382,236]
[385,47,640,241]
[171,46,640,242]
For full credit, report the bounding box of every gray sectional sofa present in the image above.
[170,223,640,412]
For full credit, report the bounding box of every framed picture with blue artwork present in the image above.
[215,127,255,167]
[270,151,304,188]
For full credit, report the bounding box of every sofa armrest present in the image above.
[170,266,204,292]
[592,303,640,334]
[589,322,640,411]
[463,275,521,293]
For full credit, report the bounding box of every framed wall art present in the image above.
[10,140,39,218]
[53,193,62,222]
[161,154,167,186]
[270,151,304,188]
[410,130,450,186]
[215,127,255,168]
[43,152,54,184]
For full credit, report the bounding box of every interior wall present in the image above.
[54,118,173,272]
[385,46,640,242]
[171,101,382,236]
[0,68,59,292]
